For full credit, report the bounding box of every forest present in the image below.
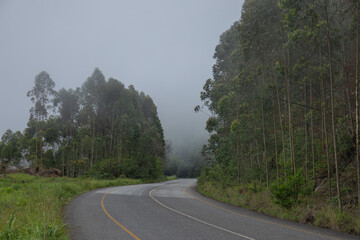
[0,68,165,179]
[197,0,360,217]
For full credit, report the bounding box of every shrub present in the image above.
[86,159,121,179]
[247,181,263,193]
[336,211,355,233]
[270,170,305,209]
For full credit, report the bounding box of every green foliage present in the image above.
[27,71,56,121]
[86,159,121,179]
[194,0,360,235]
[0,174,144,239]
[198,179,360,235]
[247,181,264,194]
[1,68,165,180]
[28,221,67,240]
[270,171,306,209]
[200,164,239,186]
[336,211,355,233]
[198,0,360,227]
[230,119,241,134]
[206,117,218,133]
[166,175,177,181]
[0,213,18,240]
[0,130,22,165]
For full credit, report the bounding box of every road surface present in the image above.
[65,179,359,240]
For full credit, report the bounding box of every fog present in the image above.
[0,0,243,154]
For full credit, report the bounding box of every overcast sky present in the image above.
[0,0,243,151]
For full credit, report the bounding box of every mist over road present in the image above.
[65,179,358,240]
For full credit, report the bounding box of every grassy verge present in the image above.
[165,175,177,181]
[197,180,360,235]
[0,174,176,239]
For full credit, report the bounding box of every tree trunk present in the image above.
[255,140,261,183]
[347,88,354,133]
[272,88,279,179]
[323,89,332,197]
[339,17,351,130]
[325,1,341,210]
[274,69,286,178]
[250,143,254,182]
[310,77,316,182]
[53,142,56,167]
[305,83,309,182]
[282,45,295,173]
[355,0,360,206]
[90,120,95,169]
[237,142,241,184]
[35,123,38,165]
[62,148,64,176]
[39,130,43,167]
[109,114,114,158]
[118,135,123,164]
[320,42,332,197]
[261,78,268,188]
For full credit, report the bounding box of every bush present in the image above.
[247,181,263,193]
[197,176,360,235]
[86,159,121,179]
[270,170,305,209]
[336,211,355,233]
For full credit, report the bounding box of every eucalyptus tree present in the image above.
[198,0,360,211]
[54,88,80,174]
[0,130,22,165]
[27,71,57,166]
[4,67,165,179]
[80,68,106,168]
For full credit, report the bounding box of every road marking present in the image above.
[101,188,141,240]
[150,184,255,240]
[184,184,341,240]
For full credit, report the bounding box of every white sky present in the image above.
[0,0,244,150]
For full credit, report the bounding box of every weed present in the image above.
[0,174,147,239]
[28,221,66,240]
[198,180,360,235]
[0,213,18,240]
[336,211,355,233]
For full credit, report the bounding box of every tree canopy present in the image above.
[198,0,360,209]
[0,68,165,179]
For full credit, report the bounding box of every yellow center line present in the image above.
[184,183,341,240]
[101,188,141,240]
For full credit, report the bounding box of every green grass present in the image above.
[165,175,177,181]
[0,174,145,239]
[197,180,360,235]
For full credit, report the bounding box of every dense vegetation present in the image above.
[0,68,165,179]
[197,0,360,233]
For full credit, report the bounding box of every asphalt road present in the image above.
[65,179,359,240]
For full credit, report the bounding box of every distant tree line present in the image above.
[198,0,360,209]
[0,68,165,179]
[164,145,205,178]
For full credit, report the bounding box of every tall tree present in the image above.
[27,71,56,166]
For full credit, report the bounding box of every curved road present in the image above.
[65,179,359,240]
